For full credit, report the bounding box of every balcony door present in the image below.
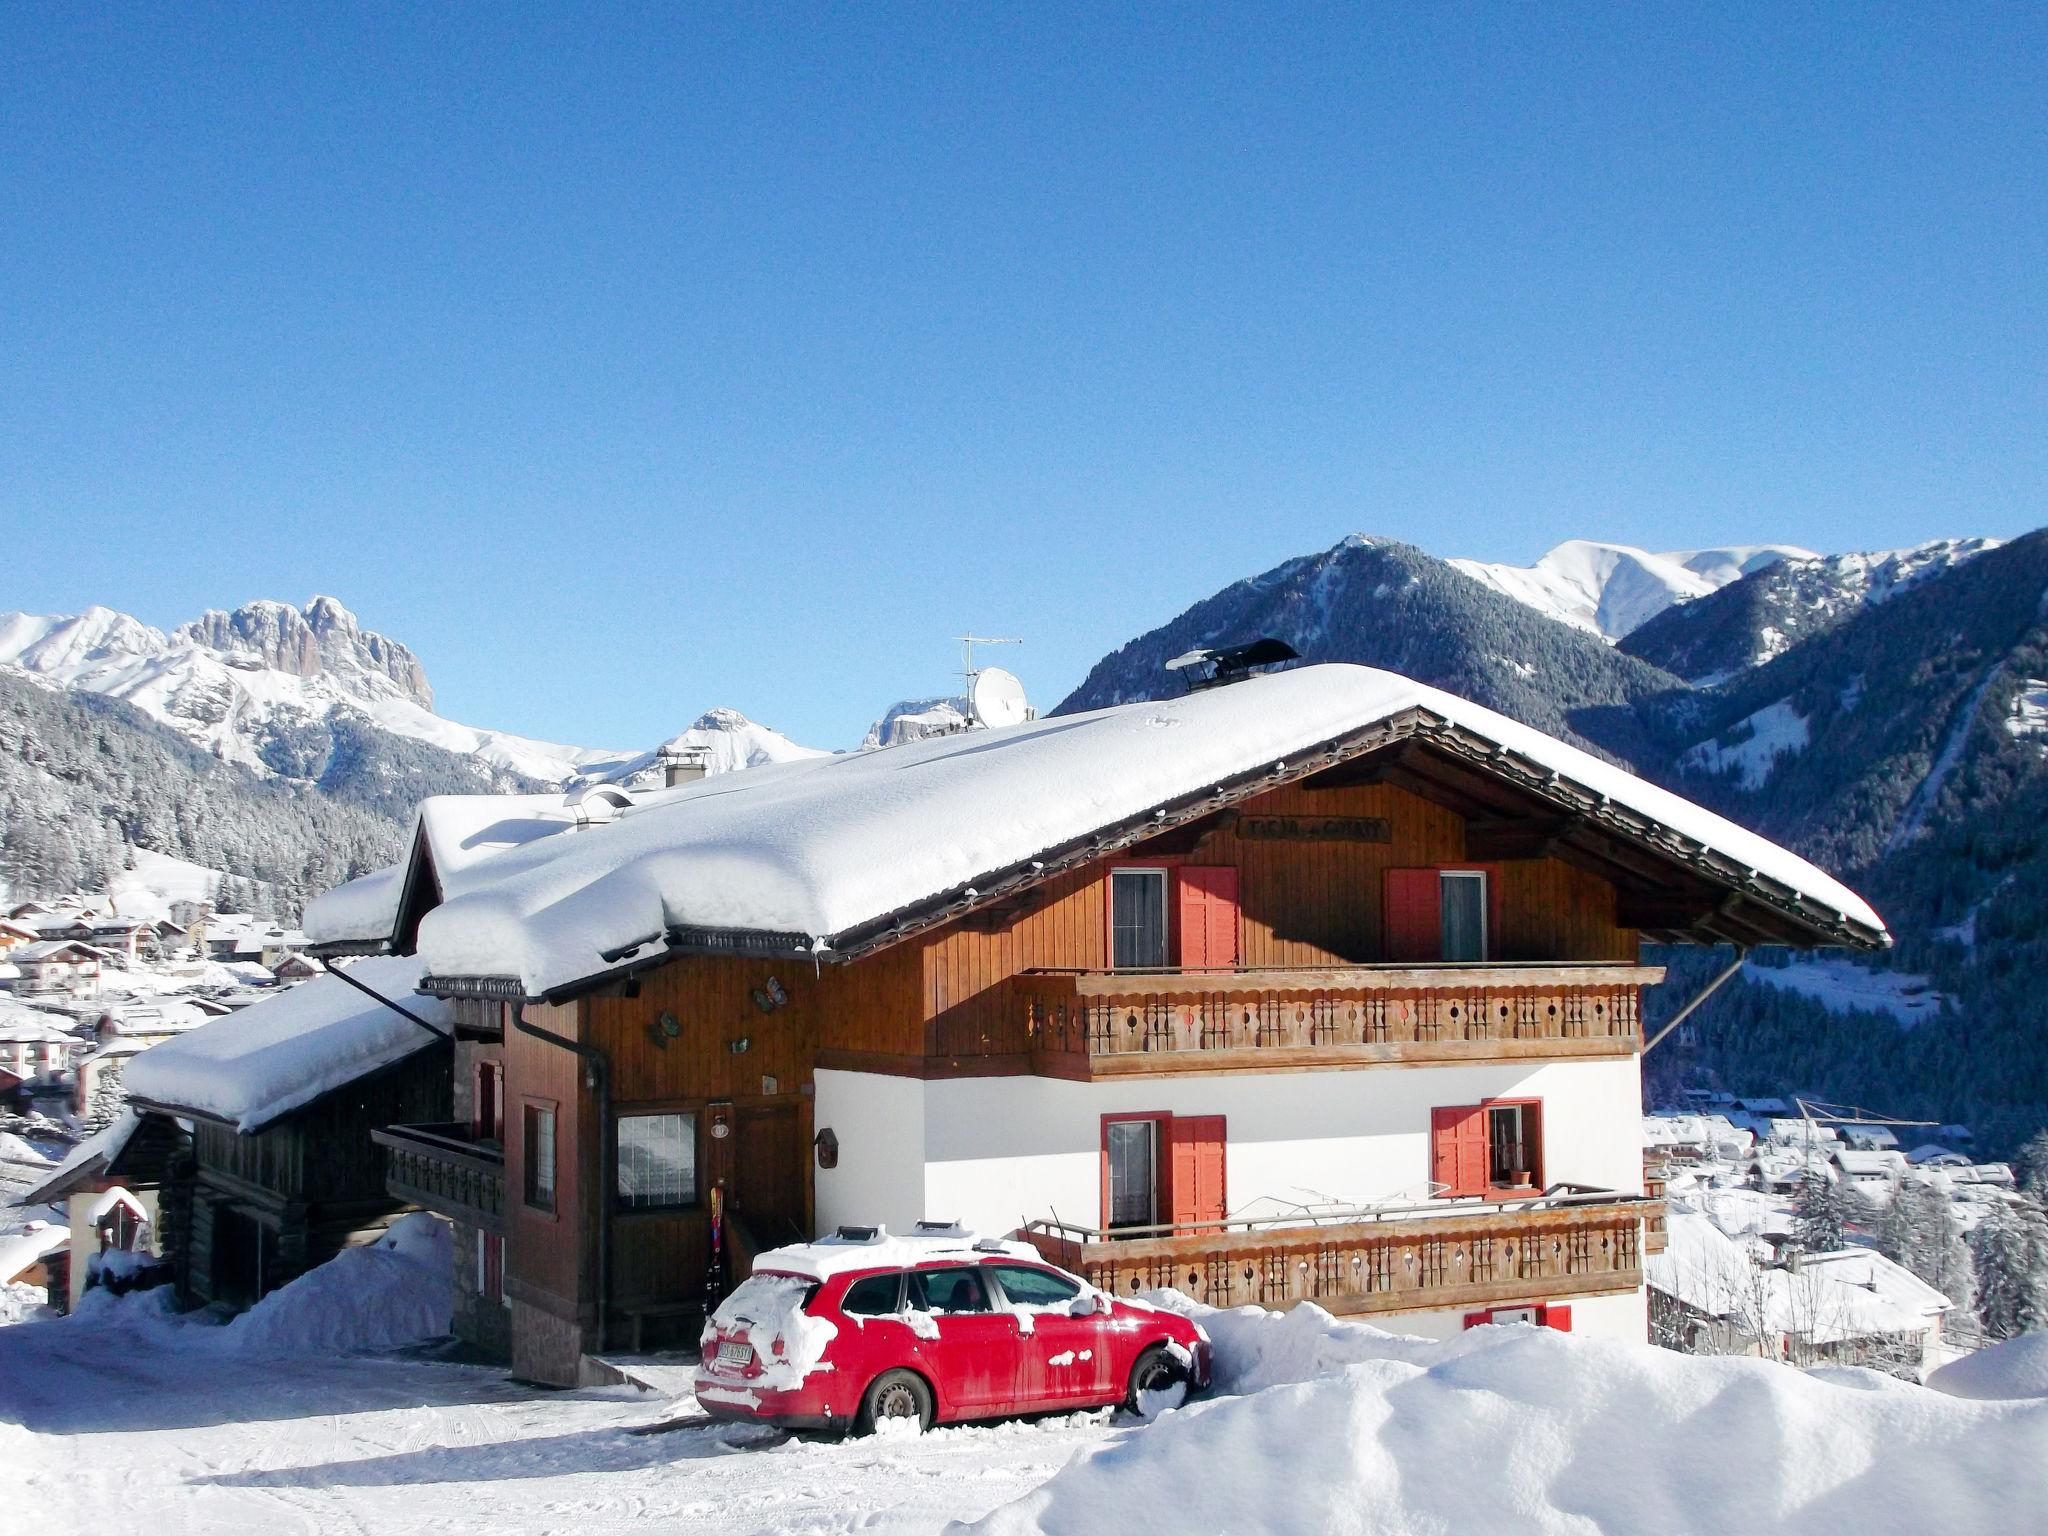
[1110,868,1170,969]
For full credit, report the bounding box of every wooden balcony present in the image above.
[1019,963,1662,1078]
[1643,1152,1671,1255]
[1023,1188,1655,1317]
[373,1122,506,1235]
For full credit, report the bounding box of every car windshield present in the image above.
[710,1272,819,1330]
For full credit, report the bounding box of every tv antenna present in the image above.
[957,634,1022,693]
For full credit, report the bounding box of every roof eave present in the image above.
[414,703,1887,996]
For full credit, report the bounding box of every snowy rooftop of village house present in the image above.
[304,784,703,947]
[360,664,1888,999]
[121,954,453,1133]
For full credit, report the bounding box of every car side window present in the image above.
[989,1264,1083,1308]
[840,1273,903,1316]
[911,1266,991,1314]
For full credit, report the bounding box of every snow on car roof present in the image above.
[405,663,1887,999]
[122,954,453,1133]
[749,1226,1043,1283]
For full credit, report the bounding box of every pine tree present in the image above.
[1969,1200,2048,1340]
[1792,1170,1861,1252]
[2017,1130,2048,1197]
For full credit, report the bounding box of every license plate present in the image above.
[717,1340,752,1366]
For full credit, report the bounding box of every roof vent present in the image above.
[1164,637,1300,691]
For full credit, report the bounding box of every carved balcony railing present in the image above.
[374,1122,506,1235]
[1023,1188,1655,1318]
[1019,963,1662,1077]
[1643,1151,1671,1255]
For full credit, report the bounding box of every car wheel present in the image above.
[858,1369,934,1435]
[1125,1344,1190,1419]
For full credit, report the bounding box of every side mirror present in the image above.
[1070,1291,1112,1317]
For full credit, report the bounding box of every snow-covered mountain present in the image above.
[862,696,973,750]
[1620,538,2005,684]
[0,597,635,785]
[1447,540,1815,640]
[577,708,827,789]
[0,596,837,798]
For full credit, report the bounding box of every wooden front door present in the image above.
[733,1103,806,1247]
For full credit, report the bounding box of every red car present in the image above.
[694,1225,1211,1433]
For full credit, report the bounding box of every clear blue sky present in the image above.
[4,5,2043,750]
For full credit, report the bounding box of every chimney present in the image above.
[660,747,711,788]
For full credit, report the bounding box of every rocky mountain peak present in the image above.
[173,598,433,710]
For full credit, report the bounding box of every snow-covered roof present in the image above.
[1834,1150,1905,1177]
[1801,1248,1952,1320]
[9,940,109,963]
[395,664,1887,1000]
[0,1003,80,1044]
[1646,1214,1932,1342]
[0,1221,68,1282]
[122,954,454,1133]
[304,786,700,949]
[749,1224,1040,1283]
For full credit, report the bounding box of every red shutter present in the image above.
[1384,869,1442,961]
[1544,1304,1571,1332]
[1168,1116,1228,1233]
[1431,1105,1487,1197]
[1178,868,1240,972]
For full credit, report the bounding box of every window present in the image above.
[1105,1117,1160,1231]
[841,1273,904,1316]
[475,1061,502,1144]
[1440,871,1487,962]
[1487,1103,1535,1186]
[1431,1100,1543,1198]
[616,1112,697,1210]
[990,1264,1083,1308]
[523,1103,556,1212]
[1103,1112,1229,1235]
[1110,868,1169,969]
[1384,867,1495,962]
[1464,1303,1571,1331]
[911,1266,992,1314]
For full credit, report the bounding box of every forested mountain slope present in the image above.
[1060,527,2048,1150]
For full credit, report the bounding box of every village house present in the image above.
[2,940,109,999]
[280,660,1888,1388]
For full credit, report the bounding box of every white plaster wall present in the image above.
[1381,1285,1648,1344]
[918,1056,1645,1236]
[813,1068,928,1237]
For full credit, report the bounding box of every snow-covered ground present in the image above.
[5,1217,2045,1535]
[1678,699,1812,790]
[1743,955,1948,1026]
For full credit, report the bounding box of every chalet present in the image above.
[116,957,453,1308]
[3,941,108,998]
[0,917,39,953]
[300,661,1887,1388]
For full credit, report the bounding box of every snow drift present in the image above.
[228,1213,453,1355]
[963,1299,2048,1536]
[1927,1334,2048,1402]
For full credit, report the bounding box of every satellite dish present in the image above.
[969,667,1030,729]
